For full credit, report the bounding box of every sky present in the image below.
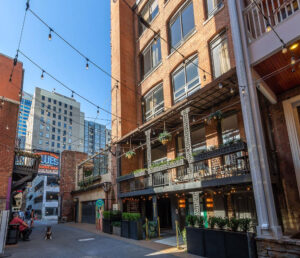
[0,0,112,128]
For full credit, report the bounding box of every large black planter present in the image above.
[186,227,257,258]
[121,220,130,238]
[129,220,143,240]
[103,219,112,234]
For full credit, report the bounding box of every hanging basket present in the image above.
[83,161,94,177]
[159,131,172,145]
[207,110,223,122]
[125,150,136,160]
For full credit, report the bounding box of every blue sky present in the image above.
[0,0,112,128]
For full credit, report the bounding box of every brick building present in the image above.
[0,53,23,210]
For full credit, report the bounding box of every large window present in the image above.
[221,113,240,143]
[143,84,164,121]
[210,31,230,78]
[140,38,161,79]
[169,1,195,51]
[205,0,223,18]
[138,0,159,36]
[172,55,200,103]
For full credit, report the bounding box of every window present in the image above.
[172,55,200,103]
[58,122,61,127]
[41,103,45,108]
[64,104,67,108]
[53,113,56,118]
[46,125,50,131]
[140,38,161,78]
[59,101,62,106]
[210,31,230,78]
[64,123,67,128]
[70,105,72,110]
[47,104,51,109]
[52,135,55,140]
[64,117,67,122]
[69,112,72,116]
[53,106,56,112]
[47,119,51,124]
[52,128,55,133]
[39,132,43,137]
[58,129,61,134]
[138,0,159,36]
[39,139,43,145]
[63,130,66,136]
[63,137,66,142]
[47,112,50,117]
[221,114,240,144]
[51,142,55,147]
[69,118,72,125]
[54,100,57,104]
[41,109,44,115]
[52,121,56,126]
[59,108,61,113]
[48,98,51,103]
[45,133,49,138]
[57,136,60,141]
[68,138,72,143]
[205,0,223,18]
[169,1,195,50]
[68,145,71,150]
[58,115,61,120]
[40,124,44,130]
[57,143,60,148]
[143,83,164,121]
[42,95,45,101]
[64,110,67,115]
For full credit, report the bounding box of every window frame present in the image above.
[138,0,159,36]
[143,83,164,122]
[205,0,224,19]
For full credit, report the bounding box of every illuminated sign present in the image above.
[34,151,60,175]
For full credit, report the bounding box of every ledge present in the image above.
[117,169,147,183]
[149,158,186,174]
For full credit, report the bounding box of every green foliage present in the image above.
[208,110,223,121]
[78,177,93,189]
[239,218,251,232]
[197,216,205,228]
[227,217,240,231]
[132,168,146,174]
[84,170,93,177]
[125,150,136,159]
[208,216,218,229]
[215,217,227,230]
[112,221,121,227]
[122,212,141,221]
[150,156,184,168]
[158,131,172,144]
[103,211,111,220]
[186,215,197,227]
[143,220,158,238]
[182,228,187,245]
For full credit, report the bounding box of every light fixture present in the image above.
[48,28,52,40]
[282,44,288,54]
[291,56,296,65]
[290,43,299,51]
[266,22,271,32]
[241,87,245,95]
[41,70,44,80]
[203,73,206,81]
[71,91,74,98]
[86,58,89,70]
[230,88,234,94]
[218,82,223,89]
[141,101,145,106]
[292,67,295,73]
[18,91,22,98]
[6,125,9,130]
[97,106,100,114]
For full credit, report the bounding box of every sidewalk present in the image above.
[66,222,200,258]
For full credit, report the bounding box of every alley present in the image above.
[5,223,191,258]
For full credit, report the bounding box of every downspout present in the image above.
[228,0,281,239]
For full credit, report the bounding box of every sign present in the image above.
[96,199,104,208]
[34,151,60,176]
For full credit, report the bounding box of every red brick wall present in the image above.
[0,53,23,210]
[60,151,87,221]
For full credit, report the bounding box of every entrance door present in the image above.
[81,201,96,224]
[283,95,300,197]
[158,198,172,228]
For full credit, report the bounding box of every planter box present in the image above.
[121,220,130,238]
[112,226,121,236]
[149,158,186,174]
[103,219,112,234]
[194,142,247,162]
[186,227,256,258]
[129,220,143,240]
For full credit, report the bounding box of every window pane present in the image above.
[152,38,161,68]
[186,58,199,86]
[170,17,181,48]
[182,2,195,38]
[221,114,240,143]
[150,0,159,21]
[173,68,185,92]
[153,87,163,107]
[143,48,151,75]
[145,95,153,113]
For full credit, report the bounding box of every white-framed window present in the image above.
[205,0,223,18]
[138,0,159,36]
[143,83,164,122]
[169,0,195,51]
[140,37,161,79]
[172,55,200,103]
[210,30,230,78]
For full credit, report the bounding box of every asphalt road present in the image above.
[4,223,177,258]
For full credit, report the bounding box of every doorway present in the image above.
[158,198,172,229]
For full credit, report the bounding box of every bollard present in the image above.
[145,218,149,240]
[175,220,179,249]
[157,217,161,238]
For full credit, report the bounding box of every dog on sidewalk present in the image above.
[44,226,52,240]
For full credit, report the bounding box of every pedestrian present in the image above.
[30,209,35,228]
[9,212,32,241]
[25,208,31,225]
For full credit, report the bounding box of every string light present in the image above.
[218,83,223,89]
[6,125,9,130]
[291,56,296,65]
[41,70,44,79]
[48,28,52,41]
[282,44,288,54]
[230,88,234,94]
[266,22,272,32]
[86,58,89,70]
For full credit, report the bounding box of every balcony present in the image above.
[119,143,250,197]
[12,151,41,191]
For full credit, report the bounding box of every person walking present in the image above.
[30,209,35,228]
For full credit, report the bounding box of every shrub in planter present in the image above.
[186,215,197,227]
[112,221,121,236]
[158,131,172,145]
[208,216,218,229]
[239,218,251,232]
[227,217,240,232]
[216,217,227,230]
[197,216,205,228]
[128,213,142,240]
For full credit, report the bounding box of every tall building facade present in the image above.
[26,87,84,153]
[17,91,32,149]
[84,120,111,156]
[110,0,299,245]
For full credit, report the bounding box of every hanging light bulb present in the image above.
[97,106,100,115]
[241,87,245,95]
[71,91,74,98]
[41,70,44,80]
[192,117,195,122]
[153,131,156,135]
[203,73,206,81]
[18,91,22,98]
[48,28,52,40]
[282,44,288,54]
[266,22,271,32]
[291,56,296,65]
[230,88,234,94]
[218,82,223,89]
[6,125,9,130]
[86,58,89,70]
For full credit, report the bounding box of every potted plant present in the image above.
[158,131,172,145]
[216,217,227,230]
[83,161,94,175]
[128,213,142,240]
[112,221,121,236]
[102,211,112,234]
[227,217,240,232]
[239,218,251,232]
[121,212,130,238]
[125,150,136,159]
[186,215,197,227]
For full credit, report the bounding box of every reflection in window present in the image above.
[221,114,240,143]
[143,84,164,121]
[206,0,223,18]
[169,1,195,50]
[172,55,200,103]
[139,0,159,35]
[210,31,230,78]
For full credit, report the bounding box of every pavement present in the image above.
[4,222,201,258]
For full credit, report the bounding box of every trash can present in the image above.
[6,224,19,245]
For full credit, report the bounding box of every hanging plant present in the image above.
[125,150,136,159]
[207,110,223,122]
[83,161,94,177]
[158,131,172,145]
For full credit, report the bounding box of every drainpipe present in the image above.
[228,0,282,239]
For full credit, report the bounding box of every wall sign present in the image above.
[34,151,60,176]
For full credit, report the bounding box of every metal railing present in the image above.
[243,0,299,42]
[14,153,40,172]
[152,171,170,187]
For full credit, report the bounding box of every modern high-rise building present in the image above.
[17,91,32,150]
[83,120,111,156]
[26,87,84,153]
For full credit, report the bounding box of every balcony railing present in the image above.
[244,0,299,43]
[14,151,40,174]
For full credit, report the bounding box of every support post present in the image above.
[192,192,201,216]
[152,195,157,221]
[145,129,152,186]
